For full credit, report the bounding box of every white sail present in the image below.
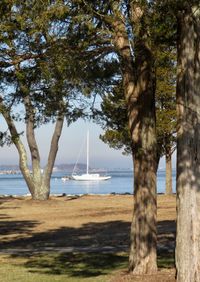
[71,130,111,181]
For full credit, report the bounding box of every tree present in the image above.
[97,82,132,155]
[175,1,200,281]
[0,0,89,200]
[97,48,176,197]
[77,0,158,273]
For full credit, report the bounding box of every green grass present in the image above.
[0,252,128,282]
[158,252,175,268]
[0,251,175,282]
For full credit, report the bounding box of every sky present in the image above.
[0,117,133,169]
[0,116,175,170]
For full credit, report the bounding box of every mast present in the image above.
[86,130,89,174]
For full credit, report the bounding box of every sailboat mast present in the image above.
[86,130,89,174]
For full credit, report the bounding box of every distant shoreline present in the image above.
[0,170,21,175]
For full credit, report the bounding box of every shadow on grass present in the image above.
[158,253,175,269]
[0,198,38,236]
[0,219,175,279]
[0,220,130,250]
[0,220,176,253]
[0,197,176,279]
[23,252,128,277]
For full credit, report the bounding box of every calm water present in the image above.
[0,170,176,196]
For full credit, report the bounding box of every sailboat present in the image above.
[71,131,111,181]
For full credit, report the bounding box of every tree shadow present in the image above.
[0,219,175,278]
[0,220,38,236]
[1,220,130,250]
[0,198,38,236]
[24,252,128,277]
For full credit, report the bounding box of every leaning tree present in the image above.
[0,0,94,200]
[0,0,118,200]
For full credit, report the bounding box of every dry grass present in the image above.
[0,194,176,281]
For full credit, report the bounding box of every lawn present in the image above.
[0,252,129,282]
[0,194,176,281]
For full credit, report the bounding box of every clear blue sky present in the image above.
[0,116,175,169]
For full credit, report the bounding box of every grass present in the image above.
[0,195,176,281]
[158,253,175,269]
[0,251,175,282]
[0,252,128,282]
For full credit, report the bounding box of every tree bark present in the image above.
[0,100,34,194]
[42,113,64,196]
[165,151,172,195]
[176,4,200,282]
[112,2,157,274]
[23,95,45,199]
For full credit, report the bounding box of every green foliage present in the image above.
[0,131,12,147]
[0,0,119,127]
[96,82,132,155]
[91,1,177,161]
[156,47,176,157]
[98,47,176,159]
[0,0,177,162]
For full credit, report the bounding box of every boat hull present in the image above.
[71,173,111,181]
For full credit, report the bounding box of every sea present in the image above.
[0,170,176,196]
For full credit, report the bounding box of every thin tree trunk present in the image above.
[23,95,44,199]
[112,2,157,274]
[0,100,34,194]
[165,152,172,195]
[0,96,65,200]
[43,112,64,192]
[176,4,200,282]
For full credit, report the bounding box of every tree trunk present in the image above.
[176,4,200,282]
[112,2,157,274]
[128,74,157,274]
[165,152,172,195]
[42,113,64,196]
[24,95,45,199]
[27,111,64,201]
[31,181,50,200]
[129,150,157,274]
[0,96,64,200]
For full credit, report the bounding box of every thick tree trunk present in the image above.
[176,5,200,282]
[129,150,157,274]
[31,181,50,200]
[165,152,172,195]
[112,3,157,274]
[128,75,157,274]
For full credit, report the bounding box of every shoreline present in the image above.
[0,192,176,199]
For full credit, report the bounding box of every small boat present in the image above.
[71,131,111,181]
[61,176,72,181]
